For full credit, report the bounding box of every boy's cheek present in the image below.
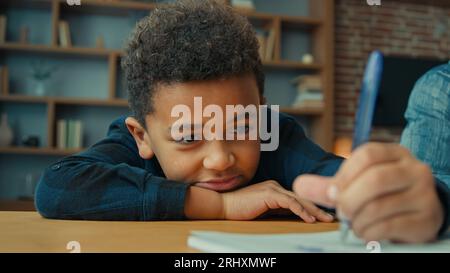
[155,140,260,183]
[236,141,261,178]
[158,152,204,182]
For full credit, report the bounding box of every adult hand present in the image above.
[293,143,444,243]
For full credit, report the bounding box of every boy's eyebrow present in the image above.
[226,111,255,123]
[167,123,203,133]
[167,111,256,132]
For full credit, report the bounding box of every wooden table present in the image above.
[0,212,338,253]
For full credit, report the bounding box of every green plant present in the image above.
[30,60,58,81]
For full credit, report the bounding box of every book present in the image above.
[19,26,28,44]
[291,75,322,91]
[66,119,83,149]
[264,27,276,61]
[57,119,83,149]
[255,33,266,61]
[295,91,323,101]
[0,15,6,43]
[58,21,72,47]
[57,119,67,149]
[0,66,8,95]
[293,100,324,108]
[0,66,3,94]
[188,230,450,253]
[231,0,255,11]
[67,119,75,149]
[73,120,83,149]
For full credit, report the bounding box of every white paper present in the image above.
[188,230,450,253]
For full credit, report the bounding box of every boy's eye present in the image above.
[175,135,200,145]
[234,125,250,134]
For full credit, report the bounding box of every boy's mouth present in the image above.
[195,175,243,192]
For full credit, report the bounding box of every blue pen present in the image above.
[340,51,384,242]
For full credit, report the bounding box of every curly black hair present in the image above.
[122,0,265,127]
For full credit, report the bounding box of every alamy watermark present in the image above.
[366,241,382,253]
[170,97,279,151]
[366,0,381,6]
[66,241,81,253]
[67,0,81,6]
[63,240,380,253]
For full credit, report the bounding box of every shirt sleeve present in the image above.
[400,63,450,187]
[35,117,190,221]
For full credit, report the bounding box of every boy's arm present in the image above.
[35,117,190,221]
[184,186,224,219]
[184,181,334,222]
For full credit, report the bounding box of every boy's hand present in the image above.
[293,143,444,243]
[221,180,334,222]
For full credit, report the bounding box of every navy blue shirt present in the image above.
[34,113,450,236]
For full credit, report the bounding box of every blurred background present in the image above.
[0,0,448,210]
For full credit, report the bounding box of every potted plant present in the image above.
[30,60,58,96]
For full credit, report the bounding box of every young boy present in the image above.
[36,0,449,243]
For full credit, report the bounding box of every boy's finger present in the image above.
[293,174,335,208]
[275,192,316,223]
[299,199,334,222]
[278,188,334,222]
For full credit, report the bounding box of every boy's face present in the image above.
[126,75,262,192]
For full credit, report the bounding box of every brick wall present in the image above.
[334,0,449,142]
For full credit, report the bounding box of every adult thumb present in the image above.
[293,174,336,208]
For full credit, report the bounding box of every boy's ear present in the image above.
[125,117,154,160]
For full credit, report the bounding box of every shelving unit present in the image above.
[0,0,335,208]
[0,146,82,156]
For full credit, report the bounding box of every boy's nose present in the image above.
[203,141,235,171]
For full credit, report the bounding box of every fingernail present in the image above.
[310,216,316,222]
[326,213,334,220]
[327,185,338,201]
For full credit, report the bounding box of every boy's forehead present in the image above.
[150,75,260,118]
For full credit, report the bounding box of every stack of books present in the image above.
[230,0,255,11]
[291,75,324,108]
[57,119,83,149]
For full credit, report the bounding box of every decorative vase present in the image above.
[33,78,49,97]
[0,113,13,147]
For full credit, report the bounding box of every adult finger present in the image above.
[358,212,428,243]
[267,191,316,223]
[293,174,335,208]
[351,190,418,238]
[334,143,409,191]
[338,162,413,220]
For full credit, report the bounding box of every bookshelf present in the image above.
[0,0,335,208]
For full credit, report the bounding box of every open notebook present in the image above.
[188,230,450,253]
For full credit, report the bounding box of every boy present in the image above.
[36,0,449,243]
